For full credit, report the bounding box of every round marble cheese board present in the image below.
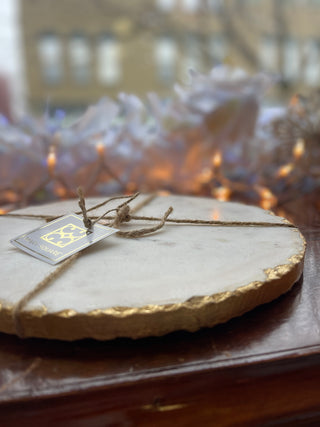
[0,194,305,340]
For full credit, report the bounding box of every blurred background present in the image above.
[1,0,320,213]
[2,0,320,117]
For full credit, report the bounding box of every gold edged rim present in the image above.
[0,230,306,341]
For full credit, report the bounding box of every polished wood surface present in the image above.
[0,192,319,426]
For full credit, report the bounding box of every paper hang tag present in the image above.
[10,214,118,265]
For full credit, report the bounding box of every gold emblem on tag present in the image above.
[41,223,88,248]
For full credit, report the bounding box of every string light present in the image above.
[47,147,56,177]
[293,138,305,160]
[96,142,105,158]
[257,186,277,210]
[212,186,231,202]
[212,151,222,169]
[277,163,294,179]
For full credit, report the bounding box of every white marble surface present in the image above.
[1,195,303,313]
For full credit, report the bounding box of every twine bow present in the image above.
[77,188,173,238]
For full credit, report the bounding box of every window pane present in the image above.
[182,0,198,13]
[259,35,277,72]
[69,34,90,84]
[37,33,63,85]
[283,38,300,82]
[303,40,320,86]
[156,0,175,12]
[210,35,227,65]
[181,34,202,81]
[155,35,177,84]
[97,34,121,86]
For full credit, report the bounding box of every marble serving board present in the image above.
[0,194,305,340]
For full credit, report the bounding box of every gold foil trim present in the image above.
[56,309,77,318]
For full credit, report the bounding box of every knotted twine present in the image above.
[77,188,173,238]
[7,190,296,338]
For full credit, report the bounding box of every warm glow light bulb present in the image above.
[293,138,305,160]
[257,186,277,210]
[197,168,213,184]
[212,186,231,201]
[277,163,294,178]
[47,147,56,176]
[212,151,222,168]
[96,142,105,157]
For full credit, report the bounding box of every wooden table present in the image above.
[0,193,319,426]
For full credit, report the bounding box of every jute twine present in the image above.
[4,190,296,338]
